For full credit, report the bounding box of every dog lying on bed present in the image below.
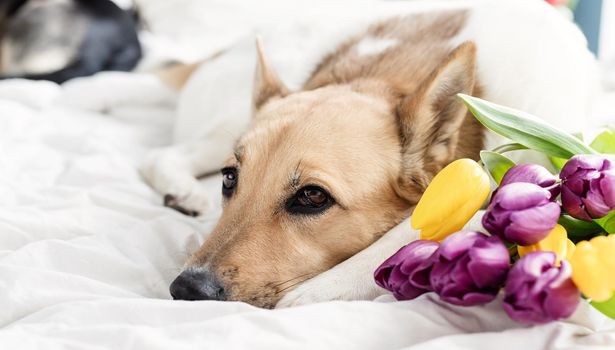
[141,0,597,308]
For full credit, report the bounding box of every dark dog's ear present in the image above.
[396,41,476,201]
[252,37,289,112]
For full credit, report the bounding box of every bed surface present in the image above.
[2,0,615,348]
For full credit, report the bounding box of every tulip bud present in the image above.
[570,235,615,302]
[503,251,580,324]
[500,164,560,200]
[482,182,561,245]
[412,159,490,241]
[517,224,575,265]
[374,240,439,300]
[429,231,509,306]
[560,155,615,221]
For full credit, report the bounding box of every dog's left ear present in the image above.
[397,41,476,200]
[253,37,289,112]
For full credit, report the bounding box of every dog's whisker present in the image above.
[270,272,314,289]
[275,278,310,295]
[274,273,317,295]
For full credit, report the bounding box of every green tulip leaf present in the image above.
[558,215,604,241]
[458,94,597,158]
[595,210,615,234]
[590,128,615,154]
[591,293,615,319]
[548,133,585,170]
[549,156,568,171]
[490,142,528,154]
[480,151,516,184]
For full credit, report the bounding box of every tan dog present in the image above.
[143,2,596,308]
[168,12,484,308]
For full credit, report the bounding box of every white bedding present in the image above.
[2,0,615,349]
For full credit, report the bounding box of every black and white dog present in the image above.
[0,0,141,84]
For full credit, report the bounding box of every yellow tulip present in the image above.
[412,158,490,241]
[517,224,575,264]
[570,235,615,302]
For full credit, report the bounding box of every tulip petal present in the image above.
[529,268,559,297]
[600,171,615,208]
[387,265,407,290]
[409,257,437,290]
[561,185,592,221]
[584,185,611,218]
[546,184,562,200]
[565,175,590,195]
[505,202,560,245]
[543,262,580,320]
[501,164,559,200]
[396,279,427,300]
[467,237,509,288]
[444,291,498,306]
[560,155,607,180]
[449,257,475,288]
[398,241,439,275]
[374,249,406,289]
[570,241,614,301]
[590,236,615,291]
[494,183,552,211]
[412,159,490,241]
[482,206,511,236]
[513,284,532,305]
[430,258,457,293]
[437,231,481,261]
[515,251,557,276]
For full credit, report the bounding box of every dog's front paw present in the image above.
[276,283,345,308]
[276,274,384,308]
[163,190,211,217]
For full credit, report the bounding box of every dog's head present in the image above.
[170,39,478,308]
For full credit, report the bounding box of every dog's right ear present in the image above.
[395,41,477,203]
[252,37,289,111]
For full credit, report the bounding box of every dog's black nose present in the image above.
[169,269,226,301]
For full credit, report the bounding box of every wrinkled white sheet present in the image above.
[2,0,615,349]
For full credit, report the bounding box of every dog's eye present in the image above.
[287,186,333,215]
[221,167,238,197]
[299,188,327,206]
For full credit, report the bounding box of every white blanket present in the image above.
[1,0,615,348]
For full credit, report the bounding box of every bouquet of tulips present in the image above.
[374,94,615,325]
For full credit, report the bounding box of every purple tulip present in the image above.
[503,251,580,325]
[500,164,560,200]
[482,182,561,245]
[560,154,615,221]
[374,240,439,300]
[429,231,510,306]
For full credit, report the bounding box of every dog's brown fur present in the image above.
[185,11,484,308]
